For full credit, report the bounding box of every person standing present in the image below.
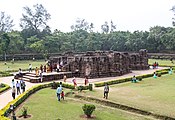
[72,77,77,88]
[29,64,32,72]
[63,75,67,82]
[16,81,21,95]
[84,76,89,85]
[22,82,26,93]
[12,86,16,99]
[11,79,15,88]
[56,85,62,101]
[104,83,109,99]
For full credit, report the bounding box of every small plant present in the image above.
[89,84,93,91]
[22,107,28,118]
[82,104,95,118]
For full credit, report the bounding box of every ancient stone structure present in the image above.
[50,49,149,78]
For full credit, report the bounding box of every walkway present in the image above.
[0,67,166,110]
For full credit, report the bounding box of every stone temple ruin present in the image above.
[50,49,149,78]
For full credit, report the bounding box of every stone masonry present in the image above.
[50,49,149,78]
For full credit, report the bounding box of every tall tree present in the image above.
[0,12,14,33]
[101,21,109,33]
[20,4,51,32]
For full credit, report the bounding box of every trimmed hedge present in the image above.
[95,68,170,87]
[0,82,75,120]
[0,83,10,94]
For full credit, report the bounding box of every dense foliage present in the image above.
[0,4,175,59]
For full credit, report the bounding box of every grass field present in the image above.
[15,88,153,120]
[149,59,175,67]
[0,60,45,72]
[79,74,175,118]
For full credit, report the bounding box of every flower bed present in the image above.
[0,83,10,94]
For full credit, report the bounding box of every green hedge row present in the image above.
[0,82,75,120]
[95,69,170,87]
[0,83,10,94]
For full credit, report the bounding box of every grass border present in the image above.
[0,84,10,94]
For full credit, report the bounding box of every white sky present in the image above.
[0,0,174,32]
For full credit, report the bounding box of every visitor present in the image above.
[44,65,46,72]
[16,81,21,95]
[40,64,43,73]
[57,63,60,72]
[72,77,77,88]
[40,72,43,82]
[11,79,15,88]
[84,76,89,85]
[21,82,26,93]
[131,75,137,83]
[18,68,23,77]
[12,86,16,99]
[61,90,64,100]
[20,78,24,89]
[153,72,157,78]
[56,85,62,101]
[35,67,39,76]
[28,64,32,72]
[63,75,67,82]
[104,83,109,99]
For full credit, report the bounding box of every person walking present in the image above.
[56,85,62,101]
[61,90,64,100]
[12,86,16,99]
[16,81,21,95]
[22,82,26,93]
[63,75,67,82]
[11,79,15,88]
[104,83,109,99]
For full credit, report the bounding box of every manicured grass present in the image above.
[149,59,175,67]
[0,83,10,94]
[0,60,45,72]
[15,88,152,120]
[79,74,175,118]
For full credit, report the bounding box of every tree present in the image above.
[20,4,51,32]
[0,33,10,60]
[71,18,94,32]
[101,21,109,33]
[0,12,14,33]
[171,6,175,26]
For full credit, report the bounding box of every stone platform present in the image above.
[14,71,75,83]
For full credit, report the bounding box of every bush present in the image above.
[82,104,96,118]
[22,107,28,118]
[89,84,93,91]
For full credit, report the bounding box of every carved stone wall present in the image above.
[50,49,149,78]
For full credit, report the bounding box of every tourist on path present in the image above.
[84,76,89,85]
[56,85,62,101]
[104,83,109,99]
[12,86,16,99]
[21,82,26,93]
[63,75,67,82]
[153,72,157,78]
[16,81,21,95]
[35,67,39,76]
[72,77,77,88]
[11,79,15,88]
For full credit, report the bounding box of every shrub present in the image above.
[22,107,28,118]
[89,84,93,91]
[82,104,96,118]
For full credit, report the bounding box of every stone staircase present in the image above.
[15,72,41,83]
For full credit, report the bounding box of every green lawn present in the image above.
[149,59,175,67]
[79,74,175,118]
[15,88,153,120]
[0,60,45,72]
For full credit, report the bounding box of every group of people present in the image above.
[11,79,26,99]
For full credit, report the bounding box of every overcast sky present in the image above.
[0,0,174,32]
